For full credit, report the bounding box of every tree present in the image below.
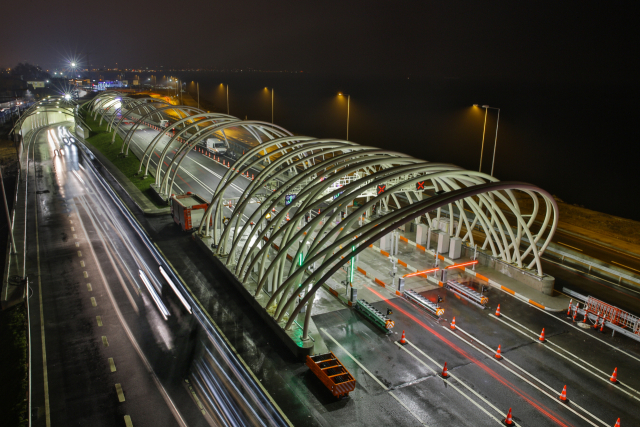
[10,63,50,81]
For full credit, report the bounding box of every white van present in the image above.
[205,137,228,154]
[159,119,169,127]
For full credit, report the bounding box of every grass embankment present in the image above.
[0,304,28,426]
[81,112,166,209]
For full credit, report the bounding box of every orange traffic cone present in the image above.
[594,311,601,329]
[399,330,407,345]
[503,408,514,425]
[495,304,501,317]
[613,418,621,427]
[495,345,503,359]
[610,368,619,384]
[558,385,568,401]
[286,213,290,221]
[539,328,546,342]
[440,362,450,379]
[450,317,456,330]
[572,306,578,322]
[252,174,254,180]
[600,319,606,333]
[566,299,573,317]
[583,311,588,323]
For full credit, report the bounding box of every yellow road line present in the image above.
[115,383,125,402]
[96,316,102,327]
[83,271,88,278]
[78,251,82,257]
[71,227,75,231]
[124,415,133,427]
[611,260,640,274]
[558,241,582,251]
[86,283,92,291]
[75,242,79,247]
[109,358,116,372]
[73,234,77,238]
[80,261,85,267]
[91,297,97,307]
[102,336,109,347]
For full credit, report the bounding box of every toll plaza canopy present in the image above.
[88,92,558,334]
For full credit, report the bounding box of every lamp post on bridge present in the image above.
[474,104,501,176]
[338,92,350,140]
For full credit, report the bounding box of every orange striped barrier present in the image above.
[374,278,386,287]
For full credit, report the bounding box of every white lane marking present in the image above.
[451,326,608,427]
[524,298,640,363]
[405,341,508,421]
[611,260,640,274]
[497,314,640,400]
[320,328,387,390]
[73,199,188,427]
[320,328,433,426]
[396,342,503,426]
[558,242,582,251]
[72,169,85,184]
[387,391,431,427]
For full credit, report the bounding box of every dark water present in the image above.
[112,72,639,221]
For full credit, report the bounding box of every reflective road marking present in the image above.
[102,336,109,347]
[86,283,92,291]
[91,297,97,307]
[96,316,102,327]
[109,358,116,372]
[115,383,125,402]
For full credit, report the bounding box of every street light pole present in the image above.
[226,85,229,115]
[490,107,501,176]
[339,93,350,140]
[271,88,274,124]
[475,104,489,172]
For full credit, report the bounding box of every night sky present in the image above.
[1,2,635,82]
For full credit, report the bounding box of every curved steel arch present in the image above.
[108,98,174,137]
[158,120,294,197]
[107,97,173,131]
[135,111,236,176]
[195,138,558,335]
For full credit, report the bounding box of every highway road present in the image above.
[81,111,640,426]
[25,125,289,427]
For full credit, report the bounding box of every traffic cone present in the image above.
[558,385,568,401]
[539,328,546,342]
[495,304,501,317]
[495,345,503,359]
[440,362,450,379]
[503,408,514,425]
[252,174,254,180]
[286,213,290,221]
[450,317,456,330]
[572,306,578,322]
[610,368,619,384]
[399,330,407,345]
[613,418,620,427]
[600,319,606,333]
[593,311,601,329]
[583,311,588,323]
[566,299,573,317]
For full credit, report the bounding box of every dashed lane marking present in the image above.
[78,250,82,257]
[115,383,125,402]
[102,336,109,347]
[109,358,116,372]
[96,316,102,327]
[611,260,640,274]
[558,241,582,251]
[91,297,97,307]
[75,242,79,247]
[73,234,77,238]
[124,415,133,427]
[86,283,92,291]
[71,227,75,231]
[83,271,88,278]
[80,261,85,267]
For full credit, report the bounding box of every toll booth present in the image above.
[170,192,210,231]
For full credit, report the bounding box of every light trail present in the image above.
[366,286,576,427]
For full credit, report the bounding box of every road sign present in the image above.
[415,181,426,190]
[285,194,296,205]
[377,184,386,195]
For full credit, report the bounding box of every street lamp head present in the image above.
[473,104,478,107]
[482,105,490,108]
[338,92,343,96]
